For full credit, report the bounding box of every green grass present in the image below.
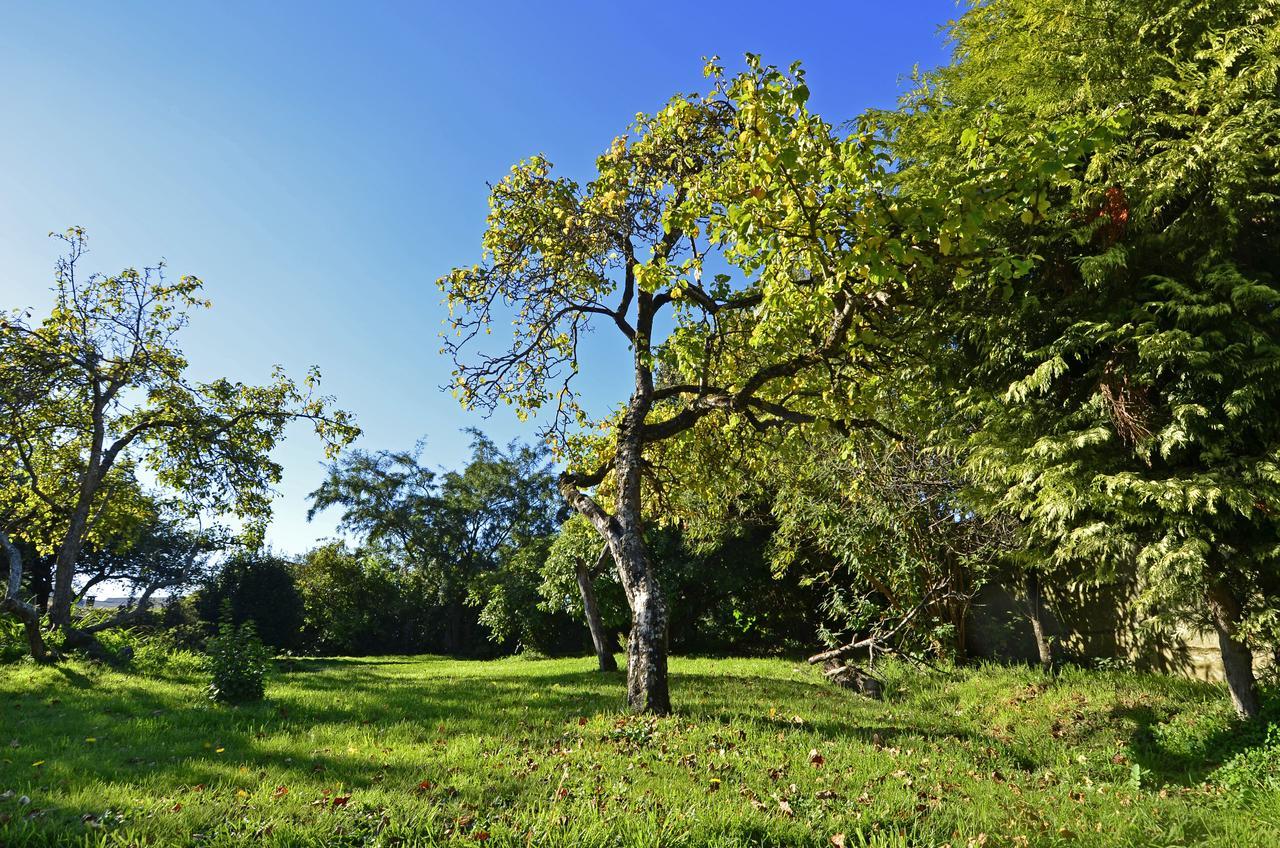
[1,655,1277,847]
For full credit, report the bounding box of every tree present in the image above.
[294,542,413,655]
[0,229,357,654]
[196,551,304,652]
[768,430,1015,666]
[439,59,959,712]
[309,432,561,654]
[1,529,51,661]
[70,496,223,609]
[439,433,561,650]
[543,515,619,671]
[895,0,1280,715]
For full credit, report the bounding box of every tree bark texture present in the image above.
[1206,581,1261,720]
[50,467,100,628]
[559,445,671,712]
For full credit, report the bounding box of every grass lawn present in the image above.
[1,655,1277,847]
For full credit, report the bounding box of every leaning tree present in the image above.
[0,229,358,657]
[437,59,1000,712]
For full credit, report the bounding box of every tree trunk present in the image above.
[576,547,618,672]
[50,495,95,628]
[556,289,671,713]
[559,440,671,713]
[1206,581,1261,720]
[611,426,670,714]
[624,575,669,712]
[1025,569,1053,672]
[1,530,53,662]
[950,557,969,665]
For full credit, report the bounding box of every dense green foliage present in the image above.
[765,431,1014,661]
[864,0,1280,715]
[293,543,424,656]
[194,554,305,653]
[204,609,271,704]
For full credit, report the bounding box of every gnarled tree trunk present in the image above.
[560,419,671,714]
[576,546,618,672]
[611,436,670,713]
[1206,580,1260,720]
[1,530,53,662]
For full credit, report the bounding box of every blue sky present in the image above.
[0,1,959,555]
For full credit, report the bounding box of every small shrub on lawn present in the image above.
[206,612,271,703]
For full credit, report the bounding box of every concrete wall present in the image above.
[964,578,1269,682]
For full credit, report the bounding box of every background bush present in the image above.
[195,552,304,652]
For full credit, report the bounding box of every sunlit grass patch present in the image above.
[0,655,1276,846]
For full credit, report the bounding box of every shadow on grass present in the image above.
[8,657,1275,846]
[51,665,93,688]
[1116,692,1278,787]
[1,659,1041,797]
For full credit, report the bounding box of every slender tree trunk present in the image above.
[576,547,618,672]
[952,603,969,665]
[1206,581,1261,720]
[950,556,969,665]
[50,493,96,628]
[1025,570,1053,672]
[1,530,53,662]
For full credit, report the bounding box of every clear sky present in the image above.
[0,1,959,556]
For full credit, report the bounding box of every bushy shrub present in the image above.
[89,627,140,665]
[206,609,271,703]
